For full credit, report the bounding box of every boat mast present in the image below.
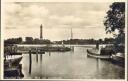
[70,28,73,50]
[71,28,73,40]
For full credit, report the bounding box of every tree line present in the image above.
[4,37,115,45]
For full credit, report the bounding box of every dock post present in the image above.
[29,50,32,74]
[36,49,38,63]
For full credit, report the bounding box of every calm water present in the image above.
[20,45,125,79]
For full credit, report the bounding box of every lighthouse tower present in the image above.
[40,24,43,40]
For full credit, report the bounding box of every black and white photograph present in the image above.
[1,0,127,80]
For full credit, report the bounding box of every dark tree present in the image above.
[17,37,22,43]
[104,2,125,35]
[25,37,33,44]
[4,37,23,45]
[104,2,125,44]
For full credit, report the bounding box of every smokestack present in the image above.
[40,24,43,40]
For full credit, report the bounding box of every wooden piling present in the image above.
[36,53,38,63]
[36,49,38,63]
[29,50,32,74]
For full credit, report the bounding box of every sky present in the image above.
[4,2,113,41]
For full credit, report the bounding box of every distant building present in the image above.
[25,37,33,43]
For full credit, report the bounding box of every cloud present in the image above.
[5,26,17,29]
[5,2,109,29]
[5,3,49,29]
[4,2,113,40]
[5,3,22,15]
[60,16,83,24]
[20,4,49,18]
[49,15,84,28]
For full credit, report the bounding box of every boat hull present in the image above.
[87,49,111,59]
[4,64,24,78]
[4,57,23,67]
[110,54,125,67]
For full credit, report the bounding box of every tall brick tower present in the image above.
[40,24,43,40]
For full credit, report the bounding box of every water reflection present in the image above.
[96,59,100,75]
[49,52,51,56]
[22,46,124,79]
[36,54,38,63]
[40,54,42,61]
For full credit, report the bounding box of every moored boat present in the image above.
[4,57,23,67]
[87,49,111,59]
[4,64,24,78]
[110,52,125,67]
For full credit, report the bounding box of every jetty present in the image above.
[18,46,71,53]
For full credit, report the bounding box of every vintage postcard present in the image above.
[0,0,127,80]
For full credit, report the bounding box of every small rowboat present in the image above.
[87,49,111,59]
[4,57,23,67]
